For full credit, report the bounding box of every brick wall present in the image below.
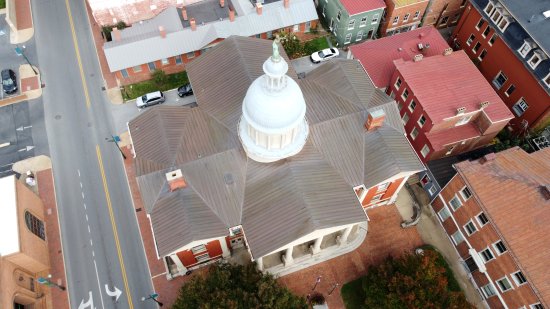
[380,0,429,36]
[431,174,542,308]
[423,0,467,29]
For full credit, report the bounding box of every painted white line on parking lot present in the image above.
[0,142,11,148]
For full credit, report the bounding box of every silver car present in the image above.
[136,91,166,108]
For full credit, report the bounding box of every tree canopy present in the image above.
[360,249,474,309]
[172,262,307,309]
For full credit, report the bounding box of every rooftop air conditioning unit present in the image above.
[417,43,424,50]
[413,54,423,62]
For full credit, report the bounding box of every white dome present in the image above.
[242,76,306,134]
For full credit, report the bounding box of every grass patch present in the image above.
[0,0,5,9]
[122,71,188,100]
[341,277,364,309]
[303,37,330,55]
[420,245,461,292]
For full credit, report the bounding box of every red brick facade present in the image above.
[380,0,429,36]
[451,4,550,131]
[431,174,543,308]
[422,0,467,29]
[114,22,317,85]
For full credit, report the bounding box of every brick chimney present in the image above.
[443,47,453,56]
[479,101,490,109]
[182,7,188,20]
[159,26,166,38]
[284,0,289,9]
[413,54,423,62]
[112,28,121,41]
[220,0,225,7]
[190,18,197,31]
[229,9,235,22]
[365,110,386,131]
[256,2,262,15]
[166,169,187,192]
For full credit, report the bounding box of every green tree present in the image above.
[361,250,474,309]
[151,69,168,86]
[172,262,307,309]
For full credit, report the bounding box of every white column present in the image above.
[220,238,231,258]
[170,254,188,275]
[339,225,354,245]
[388,175,410,204]
[256,256,264,271]
[283,246,294,266]
[311,236,323,255]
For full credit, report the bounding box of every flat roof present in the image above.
[0,175,20,256]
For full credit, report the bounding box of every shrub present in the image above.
[151,69,167,86]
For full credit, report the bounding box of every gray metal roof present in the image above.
[129,36,424,258]
[103,0,318,72]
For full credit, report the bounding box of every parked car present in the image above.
[136,91,165,108]
[177,83,193,97]
[1,69,18,95]
[310,48,340,63]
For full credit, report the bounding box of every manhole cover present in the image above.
[55,115,61,120]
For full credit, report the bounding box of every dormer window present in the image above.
[528,50,546,70]
[484,1,495,15]
[518,40,532,58]
[543,72,550,88]
[497,16,512,32]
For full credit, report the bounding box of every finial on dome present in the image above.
[272,37,281,63]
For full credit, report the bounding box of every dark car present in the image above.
[177,83,193,97]
[1,69,17,95]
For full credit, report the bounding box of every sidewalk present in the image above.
[395,184,485,309]
[37,169,70,309]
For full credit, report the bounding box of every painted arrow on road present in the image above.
[105,284,122,301]
[78,291,95,309]
[17,146,35,152]
[16,125,33,131]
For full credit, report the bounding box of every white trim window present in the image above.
[428,185,437,195]
[482,26,491,38]
[480,247,495,262]
[401,113,410,125]
[504,84,515,97]
[403,13,410,22]
[410,126,419,140]
[372,13,379,24]
[512,271,527,286]
[473,42,482,53]
[530,303,544,309]
[495,276,513,292]
[544,72,550,88]
[518,41,532,57]
[356,31,363,41]
[528,51,544,69]
[492,71,507,89]
[512,98,529,116]
[448,195,462,211]
[132,65,142,73]
[476,212,489,227]
[377,182,390,192]
[493,240,508,255]
[344,33,352,44]
[195,252,211,263]
[497,16,512,32]
[484,1,495,15]
[420,144,430,158]
[466,34,475,46]
[475,18,485,30]
[455,115,472,126]
[408,100,416,112]
[393,16,399,25]
[413,11,420,19]
[481,283,497,298]
[464,220,477,236]
[348,19,356,30]
[395,77,402,90]
[440,16,449,26]
[161,58,170,65]
[459,186,472,200]
[401,88,409,100]
[451,230,465,245]
[478,49,487,61]
[418,115,426,127]
[360,16,367,27]
[191,244,207,254]
[489,33,497,45]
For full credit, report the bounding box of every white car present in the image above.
[136,91,166,109]
[310,48,340,63]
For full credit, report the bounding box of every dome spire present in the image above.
[271,37,281,62]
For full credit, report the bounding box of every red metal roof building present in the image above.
[387,50,513,162]
[349,26,450,89]
[339,0,385,15]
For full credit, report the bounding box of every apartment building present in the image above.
[103,0,318,85]
[379,0,429,36]
[451,0,550,131]
[317,0,385,46]
[430,147,550,308]
[422,0,468,29]
[387,50,513,162]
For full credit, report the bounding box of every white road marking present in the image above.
[83,203,87,210]
[87,225,91,233]
[77,169,80,177]
[82,192,85,199]
[90,238,93,246]
[77,291,95,309]
[85,214,88,221]
[93,260,106,309]
[80,182,83,188]
[92,250,95,257]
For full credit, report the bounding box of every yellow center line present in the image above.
[64,0,92,109]
[96,145,134,308]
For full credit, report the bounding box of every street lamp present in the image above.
[37,274,66,291]
[105,135,127,160]
[141,293,163,307]
[328,283,339,296]
[14,46,38,75]
[312,276,321,291]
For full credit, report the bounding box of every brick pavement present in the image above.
[15,0,33,30]
[37,169,70,309]
[278,205,424,308]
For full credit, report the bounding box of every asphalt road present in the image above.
[290,49,346,75]
[31,0,154,308]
